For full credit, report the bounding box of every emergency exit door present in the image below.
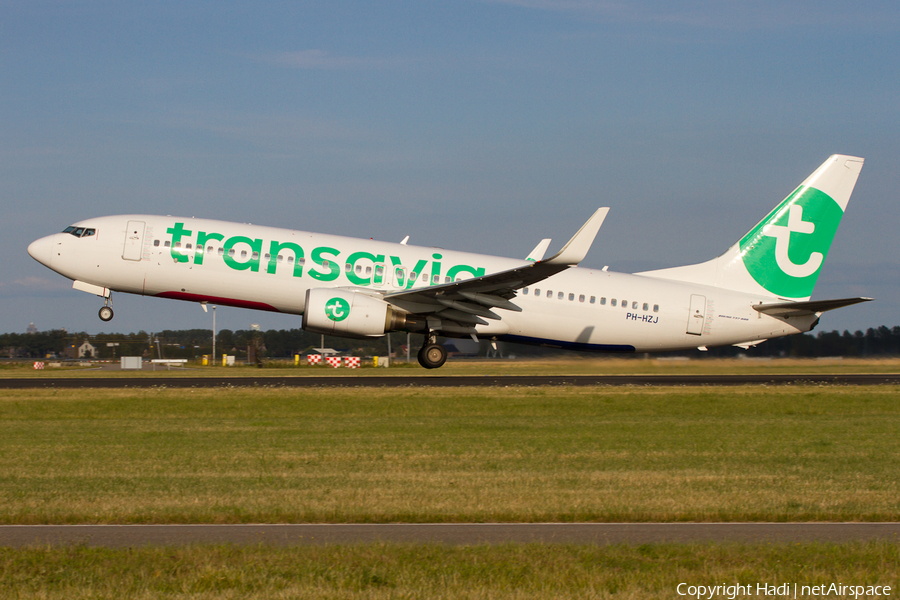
[122,220,146,261]
[686,294,706,336]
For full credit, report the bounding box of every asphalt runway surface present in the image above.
[3,523,899,547]
[2,373,900,388]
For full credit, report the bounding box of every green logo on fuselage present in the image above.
[739,185,843,298]
[162,223,487,290]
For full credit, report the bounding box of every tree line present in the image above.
[0,328,398,360]
[3,326,900,361]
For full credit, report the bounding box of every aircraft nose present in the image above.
[27,235,55,267]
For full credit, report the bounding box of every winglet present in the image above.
[543,207,609,266]
[526,239,552,262]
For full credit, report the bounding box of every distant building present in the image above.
[26,323,38,334]
[78,340,96,358]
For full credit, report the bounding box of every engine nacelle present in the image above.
[303,288,408,338]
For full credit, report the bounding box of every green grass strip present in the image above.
[1,386,899,523]
[1,542,897,599]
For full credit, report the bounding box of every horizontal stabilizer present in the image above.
[733,339,767,350]
[753,297,872,318]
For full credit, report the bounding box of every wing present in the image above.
[384,208,609,335]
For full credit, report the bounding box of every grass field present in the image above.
[4,356,900,377]
[3,383,899,598]
[2,385,898,524]
[1,542,898,599]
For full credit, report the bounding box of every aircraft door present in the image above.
[686,294,706,335]
[122,220,146,261]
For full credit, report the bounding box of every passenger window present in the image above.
[653,304,659,313]
[376,266,384,277]
[569,293,575,301]
[590,296,596,304]
[208,246,214,253]
[345,263,352,273]
[322,260,330,268]
[153,240,160,247]
[534,288,540,296]
[218,247,224,256]
[579,294,585,302]
[546,290,552,298]
[287,255,293,263]
[445,276,450,283]
[241,251,247,258]
[643,303,649,311]
[367,266,373,276]
[174,242,181,249]
[600,297,606,305]
[297,257,305,265]
[410,272,418,281]
[355,265,362,274]
[621,299,627,308]
[277,255,284,263]
[186,244,192,250]
[523,287,529,295]
[228,249,235,256]
[433,274,440,284]
[263,253,270,260]
[165,241,171,248]
[611,299,617,307]
[632,301,638,309]
[251,252,259,260]
[557,292,564,300]
[395,268,405,282]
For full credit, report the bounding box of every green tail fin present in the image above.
[638,155,864,300]
[737,155,863,298]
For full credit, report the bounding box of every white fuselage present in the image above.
[29,215,813,352]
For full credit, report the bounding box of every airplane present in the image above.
[27,154,871,369]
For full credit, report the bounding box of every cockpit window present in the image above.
[62,226,96,238]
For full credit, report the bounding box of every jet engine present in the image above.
[302,288,413,338]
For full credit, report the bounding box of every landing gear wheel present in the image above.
[98,306,114,322]
[417,343,447,369]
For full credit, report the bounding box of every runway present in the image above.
[2,373,900,388]
[2,523,899,547]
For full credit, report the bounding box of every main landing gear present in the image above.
[98,295,114,322]
[417,332,447,369]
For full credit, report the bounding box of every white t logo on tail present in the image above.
[763,204,823,278]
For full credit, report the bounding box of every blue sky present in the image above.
[3,0,899,336]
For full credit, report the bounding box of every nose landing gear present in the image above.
[98,296,114,322]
